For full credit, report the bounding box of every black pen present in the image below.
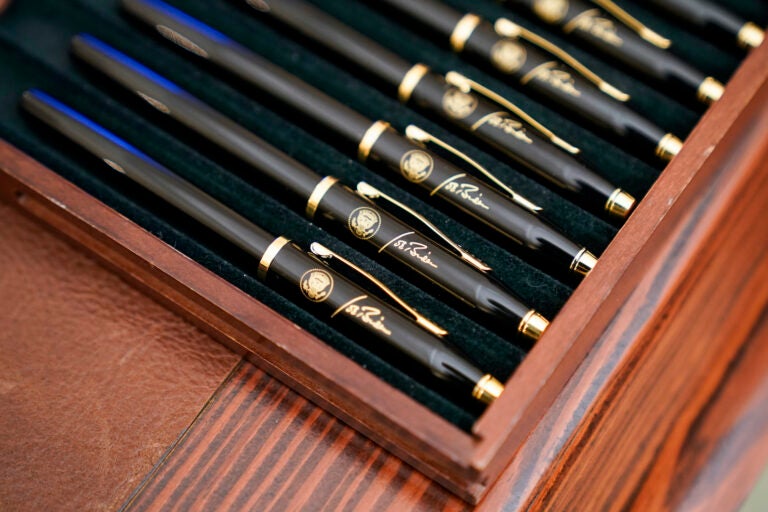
[21,89,506,404]
[501,0,725,106]
[646,0,764,51]
[239,0,636,220]
[121,0,599,279]
[71,34,552,339]
[374,0,683,163]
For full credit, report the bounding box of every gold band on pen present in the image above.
[697,77,725,105]
[472,374,505,404]
[398,63,430,103]
[655,133,683,162]
[306,176,339,220]
[450,14,482,53]
[605,188,635,220]
[358,120,391,163]
[737,22,764,50]
[258,236,291,281]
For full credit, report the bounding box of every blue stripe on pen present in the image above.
[26,89,155,162]
[133,0,234,45]
[76,34,185,95]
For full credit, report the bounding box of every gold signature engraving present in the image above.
[348,207,382,240]
[300,269,334,303]
[565,9,624,47]
[442,88,479,119]
[522,62,582,97]
[476,113,533,144]
[400,150,434,183]
[391,237,438,269]
[443,182,491,210]
[533,0,570,24]
[332,296,392,335]
[491,39,527,74]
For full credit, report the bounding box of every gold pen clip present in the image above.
[404,125,542,215]
[310,242,449,337]
[355,182,492,273]
[591,0,672,49]
[445,71,580,154]
[494,18,629,102]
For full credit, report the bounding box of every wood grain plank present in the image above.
[476,79,768,511]
[125,363,472,512]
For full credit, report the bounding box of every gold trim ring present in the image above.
[398,63,430,103]
[450,14,482,53]
[358,120,391,163]
[306,176,339,220]
[257,236,291,281]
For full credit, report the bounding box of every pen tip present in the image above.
[605,189,636,221]
[656,133,684,162]
[472,374,505,405]
[518,310,549,342]
[571,249,599,277]
[738,22,764,50]
[698,77,725,105]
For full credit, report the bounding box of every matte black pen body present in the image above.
[240,0,633,219]
[20,90,500,400]
[71,33,547,334]
[121,0,596,277]
[376,0,676,161]
[406,69,629,216]
[503,0,724,105]
[646,0,764,51]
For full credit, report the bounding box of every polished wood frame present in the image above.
[1,39,766,506]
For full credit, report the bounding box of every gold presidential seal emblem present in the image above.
[400,150,434,183]
[299,269,334,303]
[533,0,569,24]
[491,40,527,74]
[442,88,479,119]
[348,207,382,240]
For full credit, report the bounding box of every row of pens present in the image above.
[20,0,762,404]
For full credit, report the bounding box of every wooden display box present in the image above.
[2,11,767,507]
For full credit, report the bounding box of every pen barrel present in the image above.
[265,241,486,384]
[260,0,414,88]
[122,0,374,147]
[461,24,667,155]
[508,0,708,96]
[21,90,276,257]
[315,181,532,324]
[71,35,322,204]
[408,73,618,209]
[367,127,585,269]
[646,0,748,43]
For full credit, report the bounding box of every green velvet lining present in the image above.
[0,0,758,429]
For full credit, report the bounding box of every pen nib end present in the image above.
[738,22,764,50]
[571,249,599,277]
[698,77,725,105]
[518,310,549,342]
[472,375,505,405]
[605,189,636,221]
[656,133,684,162]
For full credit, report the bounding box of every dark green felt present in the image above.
[0,0,756,429]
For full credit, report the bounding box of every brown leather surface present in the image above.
[0,203,241,511]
